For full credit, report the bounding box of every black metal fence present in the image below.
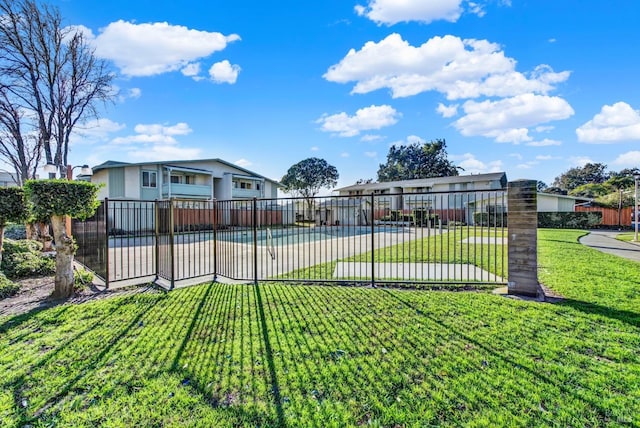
[73,189,508,289]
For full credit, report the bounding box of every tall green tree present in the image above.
[552,163,609,191]
[377,138,459,182]
[281,158,338,220]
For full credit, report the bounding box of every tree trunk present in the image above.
[50,215,75,298]
[25,222,37,240]
[39,222,53,252]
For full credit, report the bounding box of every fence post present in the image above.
[371,193,375,288]
[213,199,217,282]
[104,198,110,289]
[169,198,175,290]
[253,197,258,286]
[507,180,540,297]
[154,199,159,283]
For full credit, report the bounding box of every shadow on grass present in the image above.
[382,288,626,424]
[556,299,639,328]
[3,282,638,426]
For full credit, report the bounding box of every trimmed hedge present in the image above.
[537,212,602,229]
[473,211,603,229]
[474,212,508,227]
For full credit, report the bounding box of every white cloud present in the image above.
[468,2,486,17]
[535,125,554,133]
[509,153,523,160]
[113,85,142,102]
[612,150,640,168]
[73,118,126,141]
[234,158,252,167]
[324,34,570,100]
[454,94,574,143]
[181,62,204,81]
[355,0,463,25]
[536,155,557,160]
[103,121,200,161]
[451,153,503,174]
[389,135,430,148]
[612,151,640,166]
[517,161,538,169]
[311,146,319,151]
[526,138,562,147]
[364,151,377,158]
[436,103,459,118]
[89,20,240,77]
[340,152,350,157]
[128,88,142,99]
[134,122,192,136]
[317,104,400,137]
[569,156,593,167]
[361,134,385,142]
[113,122,192,145]
[209,60,241,84]
[576,102,640,143]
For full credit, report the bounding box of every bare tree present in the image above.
[0,0,114,178]
[0,86,42,185]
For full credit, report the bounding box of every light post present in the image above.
[43,163,92,180]
[42,163,93,236]
[635,174,640,242]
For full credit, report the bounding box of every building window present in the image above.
[170,175,182,184]
[142,170,157,188]
[256,183,261,191]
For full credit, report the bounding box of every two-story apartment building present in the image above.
[332,173,508,225]
[91,158,280,201]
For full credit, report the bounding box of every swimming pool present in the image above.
[217,225,404,245]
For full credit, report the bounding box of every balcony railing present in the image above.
[162,183,212,198]
[232,188,262,199]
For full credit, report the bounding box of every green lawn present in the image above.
[279,226,506,286]
[616,232,638,243]
[1,229,639,427]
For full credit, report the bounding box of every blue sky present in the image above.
[40,0,640,189]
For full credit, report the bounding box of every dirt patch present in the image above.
[0,276,154,317]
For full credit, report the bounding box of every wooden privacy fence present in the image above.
[575,206,632,226]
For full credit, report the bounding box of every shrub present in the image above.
[474,212,508,227]
[0,271,19,299]
[74,267,94,292]
[4,224,27,240]
[537,212,603,229]
[1,239,56,279]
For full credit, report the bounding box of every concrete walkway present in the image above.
[579,230,640,262]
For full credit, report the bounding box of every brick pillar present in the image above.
[507,180,540,297]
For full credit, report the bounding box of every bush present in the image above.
[474,212,508,227]
[538,212,603,229]
[74,267,94,292]
[4,223,26,240]
[1,239,56,279]
[0,271,19,299]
